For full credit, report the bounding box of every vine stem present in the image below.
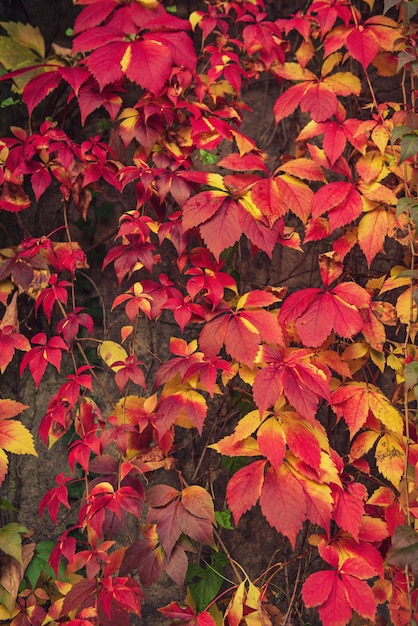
[213,526,244,584]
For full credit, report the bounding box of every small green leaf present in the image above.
[400,133,418,163]
[221,455,248,476]
[0,497,16,511]
[166,5,177,13]
[199,149,217,165]
[0,96,20,108]
[215,510,234,530]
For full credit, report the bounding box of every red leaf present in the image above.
[199,199,242,260]
[226,460,266,525]
[281,411,322,468]
[176,504,214,546]
[123,40,173,95]
[314,574,352,626]
[223,314,262,367]
[312,182,362,230]
[322,122,347,166]
[254,347,330,420]
[332,482,367,541]
[218,153,269,173]
[147,500,181,558]
[358,208,388,266]
[250,178,288,223]
[62,579,97,616]
[85,42,126,89]
[280,283,368,348]
[256,417,286,471]
[342,574,376,620]
[273,82,307,124]
[182,192,227,231]
[302,570,335,608]
[259,464,306,547]
[23,71,62,116]
[181,485,215,523]
[276,174,313,223]
[300,82,338,122]
[346,27,379,70]
[73,0,116,33]
[198,314,229,359]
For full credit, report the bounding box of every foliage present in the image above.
[0,0,417,623]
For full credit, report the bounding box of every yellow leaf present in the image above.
[296,39,315,67]
[323,72,361,97]
[342,342,369,360]
[206,173,227,190]
[99,340,128,371]
[370,349,385,373]
[371,124,391,155]
[189,11,203,31]
[121,325,133,343]
[0,22,45,58]
[396,287,417,324]
[274,62,315,81]
[0,420,37,457]
[356,151,387,184]
[120,44,132,73]
[321,52,343,77]
[245,581,260,610]
[224,581,245,626]
[137,0,159,8]
[375,433,405,489]
[370,388,403,435]
[0,36,38,70]
[240,192,263,221]
[0,449,8,487]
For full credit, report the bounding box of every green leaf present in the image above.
[386,524,418,580]
[405,361,418,390]
[0,497,16,511]
[187,552,228,612]
[215,510,234,530]
[25,540,61,588]
[403,0,418,20]
[396,196,418,216]
[396,269,418,278]
[383,0,400,12]
[221,455,248,476]
[0,584,15,615]
[0,523,28,565]
[400,133,418,162]
[391,125,410,143]
[396,196,418,230]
